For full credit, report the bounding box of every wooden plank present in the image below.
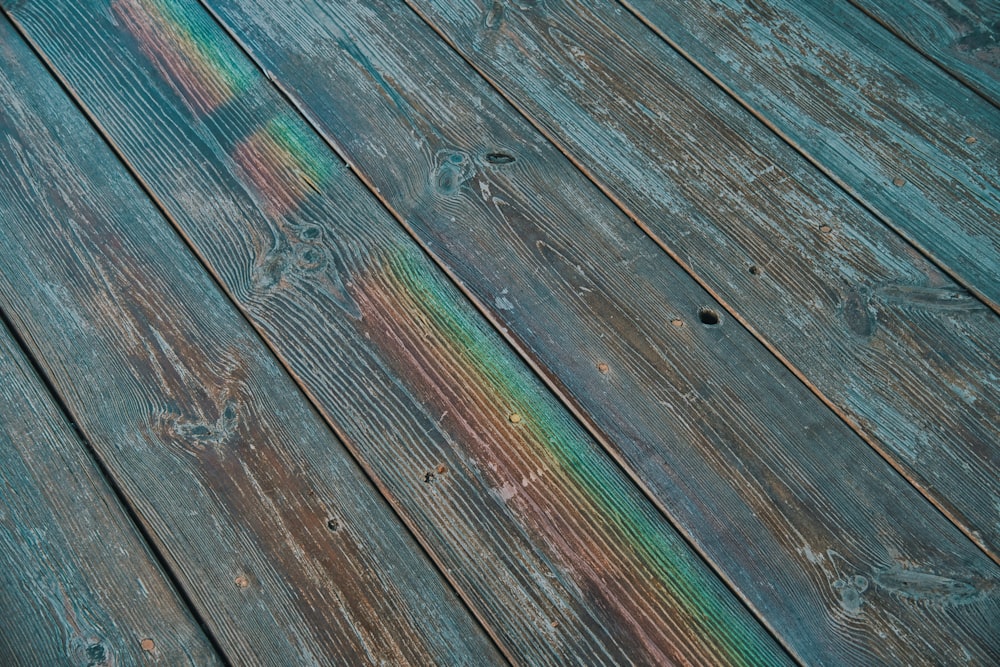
[0,320,221,665]
[387,0,1000,551]
[13,0,1000,665]
[0,7,790,666]
[846,0,999,106]
[0,19,505,666]
[615,0,1000,306]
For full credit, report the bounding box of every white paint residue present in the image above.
[496,481,519,502]
[495,296,514,310]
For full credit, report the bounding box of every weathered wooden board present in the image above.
[393,0,1000,550]
[0,321,221,665]
[18,0,1000,664]
[613,0,1000,306]
[1,6,790,666]
[847,0,999,106]
[0,19,505,666]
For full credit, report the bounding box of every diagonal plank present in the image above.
[0,19,505,666]
[0,320,221,666]
[14,0,1000,663]
[614,0,1000,305]
[846,0,999,106]
[389,0,1000,551]
[0,5,791,665]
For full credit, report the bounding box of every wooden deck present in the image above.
[0,0,997,664]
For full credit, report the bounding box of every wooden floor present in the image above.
[1,0,997,664]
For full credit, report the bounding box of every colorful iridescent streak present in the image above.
[352,251,782,666]
[112,0,254,114]
[232,114,334,216]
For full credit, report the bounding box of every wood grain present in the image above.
[123,0,1000,663]
[395,0,1000,552]
[1,4,790,665]
[613,0,1000,304]
[0,320,221,666]
[0,18,504,666]
[846,0,999,105]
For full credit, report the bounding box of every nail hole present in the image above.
[485,152,516,164]
[748,264,759,275]
[326,519,339,531]
[698,308,721,326]
[424,472,435,483]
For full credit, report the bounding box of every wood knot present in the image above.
[485,152,516,165]
[434,150,472,195]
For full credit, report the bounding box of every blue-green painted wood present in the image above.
[847,0,999,105]
[0,16,505,665]
[614,0,999,304]
[64,0,1000,663]
[0,321,222,666]
[402,0,1000,555]
[0,5,790,665]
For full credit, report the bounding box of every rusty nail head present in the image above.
[965,136,977,144]
[893,177,906,187]
[597,362,609,373]
[235,575,249,589]
[140,639,155,652]
[437,464,447,474]
[671,318,684,328]
[509,413,522,423]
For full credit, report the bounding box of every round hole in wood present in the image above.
[698,308,721,326]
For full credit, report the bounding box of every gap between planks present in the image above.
[4,4,803,662]
[13,0,994,661]
[842,0,1000,110]
[175,2,810,660]
[0,305,233,666]
[0,13,517,664]
[167,3,998,662]
[398,0,1000,566]
[611,0,1000,317]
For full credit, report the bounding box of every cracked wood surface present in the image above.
[0,3,789,665]
[402,0,1000,554]
[1,0,998,663]
[0,321,221,666]
[846,0,999,105]
[27,0,997,663]
[617,0,1000,306]
[0,18,504,665]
